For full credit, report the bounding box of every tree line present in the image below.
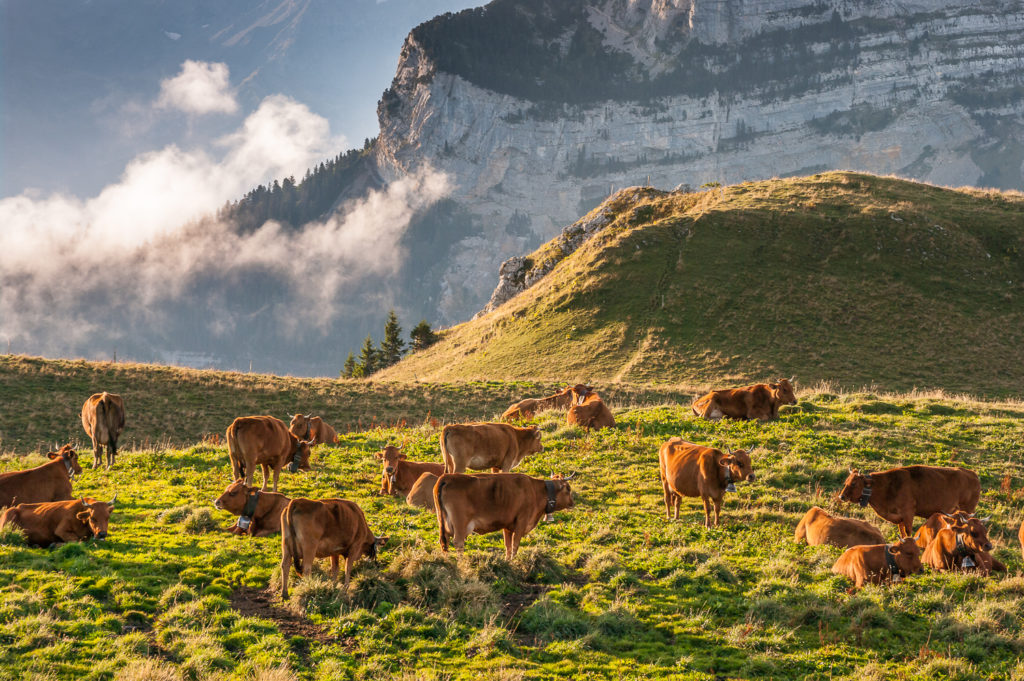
[342,310,438,378]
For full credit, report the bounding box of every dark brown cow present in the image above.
[0,445,82,508]
[838,466,980,538]
[81,392,126,469]
[226,416,312,492]
[832,538,922,589]
[214,480,290,537]
[920,515,1003,574]
[794,506,886,548]
[279,498,386,598]
[440,423,542,474]
[501,386,574,421]
[407,472,440,511]
[691,378,796,421]
[658,438,755,528]
[566,384,615,430]
[0,496,115,546]
[434,472,575,558]
[375,446,445,497]
[288,414,339,446]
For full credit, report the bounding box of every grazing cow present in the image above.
[279,498,386,598]
[214,480,290,537]
[920,514,1004,574]
[838,466,980,538]
[658,438,756,528]
[0,496,115,546]
[566,384,615,430]
[375,445,445,497]
[406,472,440,511]
[501,386,575,421]
[226,416,312,492]
[794,506,886,548]
[0,445,82,508]
[832,538,922,589]
[434,472,575,558]
[691,379,796,421]
[288,414,339,446]
[81,392,126,469]
[440,423,543,474]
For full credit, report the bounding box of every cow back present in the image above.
[875,466,981,518]
[81,392,125,441]
[659,439,721,498]
[0,459,74,507]
[442,423,538,472]
[797,507,885,548]
[406,472,441,510]
[228,416,295,467]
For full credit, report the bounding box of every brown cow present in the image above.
[0,445,82,508]
[288,414,339,446]
[566,384,615,430]
[794,506,886,548]
[920,514,1004,574]
[375,446,445,497]
[1020,521,1024,563]
[691,379,796,421]
[440,423,543,474]
[214,480,290,537]
[407,472,440,511]
[81,392,126,469]
[501,386,575,421]
[279,498,386,598]
[226,416,312,492]
[832,538,923,589]
[838,466,980,538]
[658,438,756,528]
[0,496,115,546]
[434,472,575,558]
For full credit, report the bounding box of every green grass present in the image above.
[0,373,1023,679]
[380,172,1024,396]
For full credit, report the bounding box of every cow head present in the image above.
[288,439,313,473]
[523,427,543,455]
[569,384,593,405]
[365,535,388,561]
[374,445,406,495]
[77,496,114,540]
[48,444,82,478]
[888,538,923,576]
[550,385,575,407]
[288,413,314,439]
[721,448,756,483]
[772,378,797,405]
[214,480,253,514]
[550,473,576,511]
[949,515,994,553]
[838,470,872,505]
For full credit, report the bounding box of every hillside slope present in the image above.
[380,172,1024,395]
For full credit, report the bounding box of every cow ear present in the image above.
[76,511,90,522]
[887,544,899,555]
[373,450,383,459]
[375,535,388,547]
[398,452,408,460]
[47,452,59,460]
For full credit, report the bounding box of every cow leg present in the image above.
[713,497,722,527]
[54,520,81,543]
[92,436,102,469]
[301,545,316,578]
[491,467,503,473]
[343,554,356,589]
[280,543,292,599]
[509,530,523,559]
[673,494,681,520]
[243,462,255,488]
[330,555,340,581]
[897,519,913,538]
[662,479,673,520]
[259,464,270,491]
[701,496,712,529]
[503,529,514,559]
[107,439,117,469]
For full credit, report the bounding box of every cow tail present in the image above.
[434,478,449,551]
[282,504,302,574]
[227,423,243,480]
[440,427,452,473]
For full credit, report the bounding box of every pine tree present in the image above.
[341,352,356,378]
[379,309,405,368]
[410,320,438,351]
[356,334,377,377]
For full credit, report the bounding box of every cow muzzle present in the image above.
[94,531,108,540]
[747,473,756,482]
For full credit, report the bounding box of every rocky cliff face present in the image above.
[373,0,1024,323]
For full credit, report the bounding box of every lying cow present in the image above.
[658,438,755,528]
[832,538,922,589]
[440,422,542,474]
[214,480,290,537]
[226,416,312,492]
[691,378,796,421]
[375,445,445,497]
[920,514,1004,574]
[434,472,575,558]
[288,414,339,446]
[566,384,615,430]
[0,496,115,546]
[279,498,386,598]
[81,392,126,469]
[794,506,886,548]
[0,445,82,508]
[501,385,574,421]
[406,472,440,511]
[839,465,980,537]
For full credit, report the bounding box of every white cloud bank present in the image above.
[156,60,238,115]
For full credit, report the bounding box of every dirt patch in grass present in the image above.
[229,586,338,663]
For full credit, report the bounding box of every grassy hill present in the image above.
[380,172,1024,396]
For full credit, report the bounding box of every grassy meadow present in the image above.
[1,358,1023,680]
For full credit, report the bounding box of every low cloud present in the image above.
[156,60,238,115]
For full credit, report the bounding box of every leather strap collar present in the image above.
[858,475,873,507]
[544,480,558,514]
[63,453,76,479]
[885,545,903,578]
[288,440,302,473]
[242,489,261,518]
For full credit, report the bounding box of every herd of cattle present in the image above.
[1,381,1023,600]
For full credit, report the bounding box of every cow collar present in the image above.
[858,475,874,507]
[242,489,261,519]
[388,468,399,494]
[722,463,736,493]
[304,421,311,441]
[62,453,76,480]
[885,545,904,580]
[544,480,559,514]
[953,531,977,568]
[288,440,302,473]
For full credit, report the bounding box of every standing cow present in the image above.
[226,416,312,492]
[288,414,339,446]
[691,379,796,421]
[566,384,615,430]
[658,438,756,528]
[0,445,82,508]
[440,423,543,474]
[838,466,980,537]
[81,392,126,469]
[0,496,115,546]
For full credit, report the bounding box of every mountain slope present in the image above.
[379,172,1024,395]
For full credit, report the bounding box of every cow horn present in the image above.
[108,493,117,508]
[980,516,991,523]
[80,497,92,508]
[305,414,311,419]
[565,471,578,480]
[725,446,733,455]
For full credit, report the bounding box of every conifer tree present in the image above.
[379,309,405,368]
[410,320,438,351]
[341,352,356,378]
[356,334,377,377]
